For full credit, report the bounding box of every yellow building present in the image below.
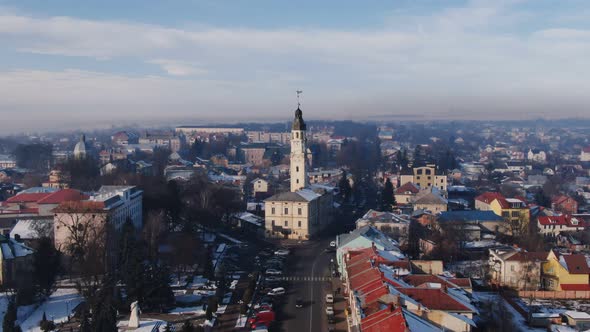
[542,251,590,291]
[413,165,447,191]
[489,197,529,225]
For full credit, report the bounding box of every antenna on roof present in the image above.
[296,90,303,108]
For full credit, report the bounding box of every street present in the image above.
[276,237,334,332]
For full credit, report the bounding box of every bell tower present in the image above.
[290,98,308,192]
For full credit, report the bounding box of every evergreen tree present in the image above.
[33,236,61,297]
[338,170,352,202]
[90,279,118,332]
[181,320,194,332]
[203,249,215,281]
[3,299,17,332]
[79,310,91,332]
[380,178,395,212]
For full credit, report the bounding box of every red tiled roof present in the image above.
[6,193,51,203]
[361,306,407,332]
[475,192,505,205]
[37,189,89,204]
[446,278,472,288]
[398,288,472,312]
[552,195,571,205]
[350,268,383,291]
[560,284,590,291]
[362,284,391,305]
[395,182,420,195]
[538,215,587,228]
[562,254,590,274]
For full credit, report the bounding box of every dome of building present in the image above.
[73,134,90,159]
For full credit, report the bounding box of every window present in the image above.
[271,207,275,214]
[284,207,288,214]
[511,211,519,217]
[416,176,421,180]
[417,169,423,175]
[427,183,431,187]
[510,265,515,272]
[502,211,510,218]
[272,220,275,226]
[427,176,432,180]
[296,166,299,172]
[425,169,432,175]
[298,208,302,215]
[298,220,302,227]
[284,220,288,226]
[296,179,299,184]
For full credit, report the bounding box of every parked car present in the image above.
[265,269,282,275]
[264,276,282,282]
[268,287,286,296]
[248,310,275,329]
[330,241,336,248]
[325,294,334,304]
[326,306,334,316]
[274,249,290,256]
[295,298,303,308]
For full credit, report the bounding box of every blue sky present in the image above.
[1,0,590,133]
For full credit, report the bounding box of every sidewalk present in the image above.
[331,277,350,332]
[216,277,250,331]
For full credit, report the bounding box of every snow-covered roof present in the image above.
[563,310,590,320]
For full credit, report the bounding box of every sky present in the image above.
[1,0,590,133]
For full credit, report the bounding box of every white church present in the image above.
[264,106,334,240]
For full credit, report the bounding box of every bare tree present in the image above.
[53,202,110,299]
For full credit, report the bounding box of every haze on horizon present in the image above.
[1,0,590,134]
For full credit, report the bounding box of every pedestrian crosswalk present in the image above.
[277,276,332,282]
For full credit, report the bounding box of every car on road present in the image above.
[326,294,334,304]
[248,310,275,329]
[265,269,282,275]
[326,306,334,316]
[267,287,286,296]
[264,276,282,282]
[295,298,303,308]
[274,249,290,256]
[330,241,336,247]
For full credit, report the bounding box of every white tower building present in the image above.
[290,107,308,192]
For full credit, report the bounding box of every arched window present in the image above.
[296,166,299,172]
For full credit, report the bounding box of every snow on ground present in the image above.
[169,306,206,316]
[117,319,166,331]
[523,298,590,313]
[20,288,83,332]
[175,294,202,304]
[187,276,210,289]
[235,314,248,328]
[169,275,190,287]
[475,292,544,332]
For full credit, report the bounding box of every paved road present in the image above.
[276,237,334,332]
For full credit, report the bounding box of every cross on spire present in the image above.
[296,90,303,108]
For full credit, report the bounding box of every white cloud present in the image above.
[0,0,590,132]
[148,59,208,76]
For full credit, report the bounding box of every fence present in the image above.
[518,290,590,299]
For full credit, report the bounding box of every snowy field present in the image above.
[19,288,83,332]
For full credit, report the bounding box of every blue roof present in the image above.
[438,211,504,223]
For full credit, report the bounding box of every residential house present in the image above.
[400,164,448,192]
[528,148,547,163]
[251,178,270,199]
[412,190,448,213]
[488,249,547,290]
[538,215,588,235]
[395,182,420,206]
[551,195,578,215]
[438,211,509,236]
[542,251,590,291]
[355,209,410,244]
[0,234,34,286]
[581,147,590,162]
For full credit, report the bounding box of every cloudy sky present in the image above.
[1,0,589,133]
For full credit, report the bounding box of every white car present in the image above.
[265,269,282,275]
[274,249,290,256]
[330,241,336,248]
[326,306,334,316]
[325,294,334,304]
[267,287,286,296]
